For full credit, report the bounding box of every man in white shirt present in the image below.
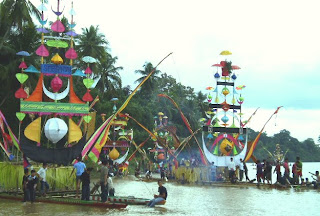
[228,158,236,183]
[107,173,115,196]
[37,163,49,196]
[239,158,244,181]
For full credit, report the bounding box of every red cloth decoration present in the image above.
[69,76,85,104]
[85,67,92,74]
[15,87,28,99]
[51,76,63,92]
[19,61,27,69]
[36,44,49,57]
[25,73,43,102]
[65,48,78,59]
[82,89,93,102]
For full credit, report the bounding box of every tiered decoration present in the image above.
[148,112,178,164]
[201,51,248,167]
[99,98,133,164]
[16,0,96,165]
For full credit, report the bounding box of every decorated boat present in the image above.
[12,0,98,165]
[0,193,127,209]
[148,112,178,164]
[201,51,248,166]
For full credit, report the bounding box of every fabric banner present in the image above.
[86,112,96,140]
[20,133,86,165]
[41,64,72,76]
[21,101,89,115]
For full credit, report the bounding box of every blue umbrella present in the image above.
[72,69,86,77]
[16,51,30,56]
[66,31,78,37]
[82,56,97,63]
[24,65,40,73]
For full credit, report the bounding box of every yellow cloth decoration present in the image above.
[51,53,63,64]
[24,117,41,143]
[219,138,233,155]
[68,118,82,144]
[86,112,96,140]
[109,147,120,160]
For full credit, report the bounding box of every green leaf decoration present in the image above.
[83,78,94,89]
[15,73,29,84]
[16,112,26,121]
[83,115,92,123]
[46,40,69,48]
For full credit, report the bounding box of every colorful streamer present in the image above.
[244,106,282,161]
[158,94,208,165]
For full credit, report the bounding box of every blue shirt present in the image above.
[74,162,86,176]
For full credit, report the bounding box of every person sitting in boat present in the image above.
[310,171,320,189]
[27,170,39,203]
[276,172,290,188]
[145,169,152,179]
[37,163,49,196]
[147,180,167,207]
[107,173,115,197]
[80,167,94,201]
[305,178,312,187]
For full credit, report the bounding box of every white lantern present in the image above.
[44,118,68,143]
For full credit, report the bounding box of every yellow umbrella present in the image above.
[220,50,232,55]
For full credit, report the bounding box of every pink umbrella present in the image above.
[232,65,241,70]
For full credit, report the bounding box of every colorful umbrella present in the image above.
[82,56,97,63]
[220,50,232,55]
[16,51,30,56]
[232,65,241,70]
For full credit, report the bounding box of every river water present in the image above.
[1,162,320,216]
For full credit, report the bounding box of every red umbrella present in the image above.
[212,63,222,67]
[232,65,241,70]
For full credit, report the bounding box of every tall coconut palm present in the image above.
[134,62,161,94]
[77,25,109,62]
[96,53,123,97]
[0,0,40,49]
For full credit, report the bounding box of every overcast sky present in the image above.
[33,0,320,142]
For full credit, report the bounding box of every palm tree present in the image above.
[77,25,109,62]
[96,53,123,97]
[0,0,40,49]
[134,62,161,94]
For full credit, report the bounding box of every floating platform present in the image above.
[0,193,127,209]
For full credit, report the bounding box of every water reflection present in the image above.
[1,162,320,215]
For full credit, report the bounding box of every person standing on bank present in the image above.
[37,163,49,196]
[147,180,167,207]
[22,168,30,202]
[27,170,39,203]
[228,157,236,183]
[238,159,244,181]
[100,160,109,202]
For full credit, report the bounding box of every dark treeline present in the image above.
[1,1,319,162]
